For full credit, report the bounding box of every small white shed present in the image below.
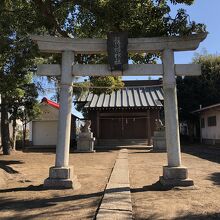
[193,103,220,145]
[29,98,78,148]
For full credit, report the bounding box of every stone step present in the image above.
[96,139,149,147]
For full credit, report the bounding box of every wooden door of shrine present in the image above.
[100,116,148,139]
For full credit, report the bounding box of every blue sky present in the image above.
[124,0,220,80]
[171,0,220,63]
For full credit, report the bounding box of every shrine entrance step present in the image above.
[96,139,149,147]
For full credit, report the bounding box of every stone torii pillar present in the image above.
[160,49,191,186]
[43,51,79,188]
[31,33,207,188]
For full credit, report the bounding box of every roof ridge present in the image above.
[192,102,220,113]
[41,97,60,109]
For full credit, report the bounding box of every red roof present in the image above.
[41,97,79,119]
[41,97,60,109]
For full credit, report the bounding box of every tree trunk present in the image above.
[22,123,25,149]
[1,96,11,155]
[12,118,17,151]
[24,122,27,147]
[22,118,27,150]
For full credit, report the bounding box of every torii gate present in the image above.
[31,33,207,188]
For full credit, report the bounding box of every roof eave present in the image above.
[191,103,220,114]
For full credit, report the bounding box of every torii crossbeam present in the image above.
[31,33,207,188]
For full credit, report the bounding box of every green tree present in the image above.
[177,53,220,121]
[8,81,40,150]
[0,0,206,154]
[0,35,40,154]
[0,1,41,154]
[30,0,204,38]
[29,0,206,101]
[17,96,41,149]
[31,0,205,67]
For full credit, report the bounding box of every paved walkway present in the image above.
[96,149,132,220]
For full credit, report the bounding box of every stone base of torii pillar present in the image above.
[44,166,80,189]
[159,166,194,187]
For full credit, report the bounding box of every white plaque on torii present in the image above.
[31,33,207,188]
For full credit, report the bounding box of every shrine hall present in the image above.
[77,80,164,146]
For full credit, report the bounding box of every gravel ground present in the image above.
[128,145,220,220]
[1,144,220,220]
[0,149,117,220]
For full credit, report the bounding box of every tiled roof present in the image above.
[78,86,164,108]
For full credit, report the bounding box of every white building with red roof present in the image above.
[29,97,79,148]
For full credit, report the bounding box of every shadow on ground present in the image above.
[136,213,220,220]
[131,181,174,193]
[0,196,96,220]
[174,212,220,220]
[0,184,130,194]
[23,147,116,153]
[207,172,220,186]
[0,189,103,211]
[0,185,134,220]
[0,185,131,210]
[0,160,24,174]
[182,145,220,164]
[0,184,47,193]
[129,148,167,154]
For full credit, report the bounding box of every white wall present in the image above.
[200,107,220,142]
[32,121,58,145]
[31,103,59,146]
